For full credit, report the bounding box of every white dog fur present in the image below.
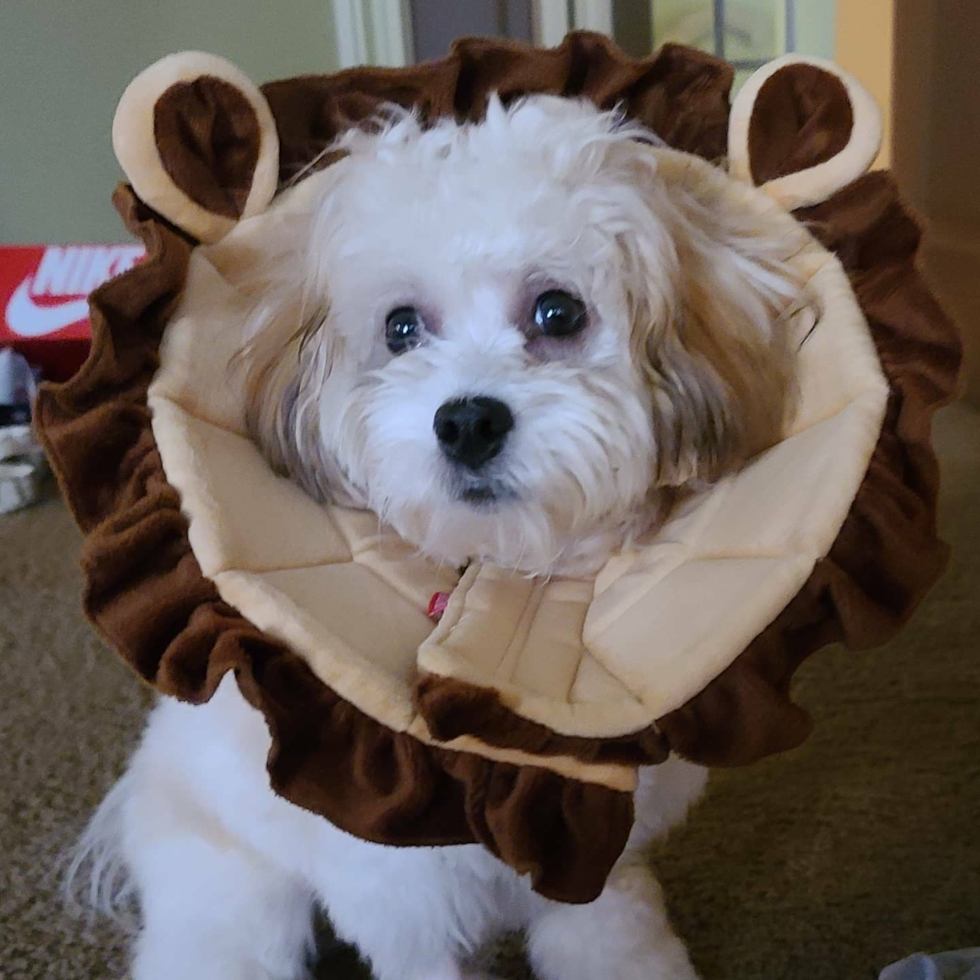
[73,96,807,979]
[239,95,802,576]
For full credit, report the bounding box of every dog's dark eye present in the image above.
[385,306,424,354]
[533,290,586,338]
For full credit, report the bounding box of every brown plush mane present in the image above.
[35,33,961,904]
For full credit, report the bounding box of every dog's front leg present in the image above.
[523,755,706,980]
[525,860,699,980]
[123,788,317,980]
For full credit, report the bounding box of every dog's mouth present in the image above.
[460,485,497,504]
[452,476,516,508]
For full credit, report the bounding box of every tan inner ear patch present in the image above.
[748,64,854,186]
[153,76,261,219]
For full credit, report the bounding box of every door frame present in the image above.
[333,0,414,67]
[532,1,613,45]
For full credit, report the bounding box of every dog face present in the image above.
[241,96,803,575]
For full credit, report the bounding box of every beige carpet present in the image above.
[1,403,977,980]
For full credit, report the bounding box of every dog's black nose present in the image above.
[434,396,514,470]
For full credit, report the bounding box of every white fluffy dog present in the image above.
[74,96,805,980]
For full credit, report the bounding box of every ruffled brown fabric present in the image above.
[35,33,961,904]
[416,674,670,766]
[263,35,733,181]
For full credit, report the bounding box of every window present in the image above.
[333,0,837,83]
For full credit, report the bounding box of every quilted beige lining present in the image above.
[147,147,888,787]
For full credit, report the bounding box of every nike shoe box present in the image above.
[0,244,144,381]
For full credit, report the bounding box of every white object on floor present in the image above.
[0,423,47,514]
[0,348,47,514]
[880,949,980,980]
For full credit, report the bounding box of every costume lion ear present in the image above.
[728,55,882,210]
[112,52,280,244]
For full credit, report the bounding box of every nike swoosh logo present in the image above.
[4,276,90,338]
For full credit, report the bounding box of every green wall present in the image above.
[0,0,339,243]
[0,1,839,244]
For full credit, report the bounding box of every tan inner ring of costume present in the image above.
[146,147,889,792]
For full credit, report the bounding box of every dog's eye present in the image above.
[385,306,424,354]
[533,290,586,338]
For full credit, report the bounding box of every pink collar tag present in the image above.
[427,592,450,621]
